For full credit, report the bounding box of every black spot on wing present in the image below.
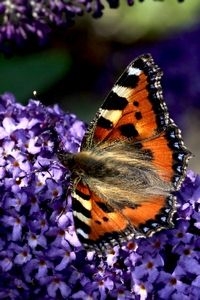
[95,220,101,225]
[97,116,113,129]
[102,91,128,110]
[95,217,109,225]
[116,72,139,88]
[96,201,114,213]
[135,111,142,120]
[119,123,139,138]
[133,101,139,107]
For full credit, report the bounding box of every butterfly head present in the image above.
[57,151,76,171]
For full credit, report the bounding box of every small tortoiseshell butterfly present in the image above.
[58,54,191,252]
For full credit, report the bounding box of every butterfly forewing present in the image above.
[81,54,168,150]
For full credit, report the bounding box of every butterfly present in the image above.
[58,54,191,252]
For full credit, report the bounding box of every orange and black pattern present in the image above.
[58,54,191,253]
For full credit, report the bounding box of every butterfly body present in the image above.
[58,54,191,252]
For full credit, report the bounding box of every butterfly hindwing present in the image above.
[72,180,176,252]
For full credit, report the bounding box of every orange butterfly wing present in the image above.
[62,54,191,252]
[82,54,168,147]
[72,181,174,252]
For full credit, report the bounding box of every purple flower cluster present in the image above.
[0,93,200,299]
[0,0,133,48]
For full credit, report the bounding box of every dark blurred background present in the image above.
[0,1,199,172]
